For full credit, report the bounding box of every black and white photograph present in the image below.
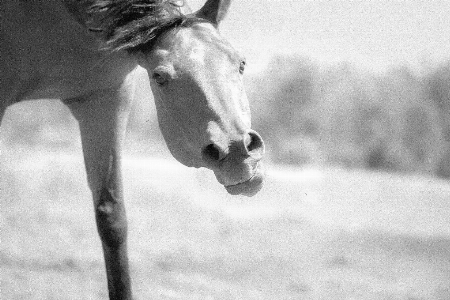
[1,0,450,299]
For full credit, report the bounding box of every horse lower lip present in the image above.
[225,164,264,197]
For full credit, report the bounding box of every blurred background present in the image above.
[2,1,450,299]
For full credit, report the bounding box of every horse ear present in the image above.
[195,0,232,27]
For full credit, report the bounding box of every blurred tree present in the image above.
[248,54,318,164]
[426,61,450,177]
[248,54,448,177]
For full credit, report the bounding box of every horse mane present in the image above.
[87,0,199,53]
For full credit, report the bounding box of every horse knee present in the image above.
[95,186,128,248]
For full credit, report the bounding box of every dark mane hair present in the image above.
[87,0,202,53]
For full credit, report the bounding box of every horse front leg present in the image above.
[95,151,132,300]
[66,86,134,300]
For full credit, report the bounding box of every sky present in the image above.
[189,0,450,72]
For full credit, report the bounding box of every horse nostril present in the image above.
[246,131,265,155]
[202,143,222,163]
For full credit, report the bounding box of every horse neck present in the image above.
[0,0,138,103]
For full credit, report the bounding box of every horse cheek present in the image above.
[154,94,203,168]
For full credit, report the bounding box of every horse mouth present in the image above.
[225,163,264,197]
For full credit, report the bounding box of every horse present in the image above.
[0,0,265,299]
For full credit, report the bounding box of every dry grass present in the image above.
[1,148,450,300]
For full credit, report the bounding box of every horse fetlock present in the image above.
[95,186,128,248]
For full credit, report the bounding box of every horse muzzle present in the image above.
[201,129,265,197]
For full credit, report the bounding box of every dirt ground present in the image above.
[1,149,450,300]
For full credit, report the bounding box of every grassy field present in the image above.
[1,148,450,300]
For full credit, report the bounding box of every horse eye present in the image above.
[152,72,168,86]
[239,60,246,74]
